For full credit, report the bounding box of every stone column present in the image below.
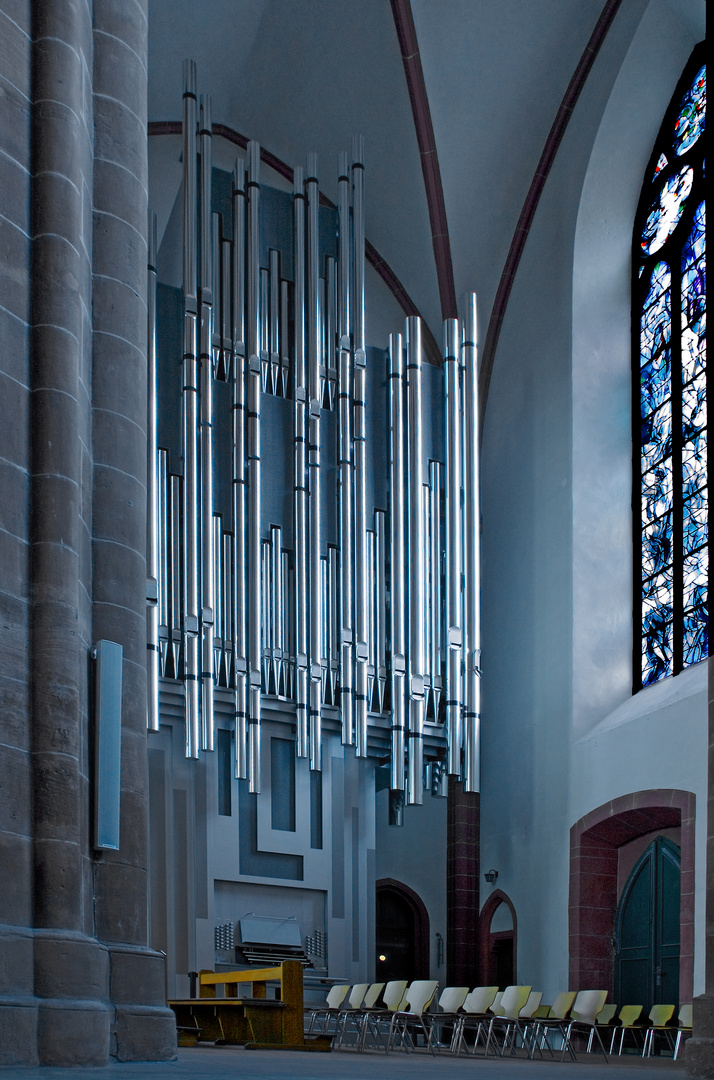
[446,780,480,984]
[686,655,714,1075]
[0,0,35,1064]
[29,0,113,1066]
[90,0,175,1060]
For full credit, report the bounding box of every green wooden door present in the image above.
[615,837,680,1012]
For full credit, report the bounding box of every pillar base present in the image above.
[108,944,176,1061]
[686,993,714,1077]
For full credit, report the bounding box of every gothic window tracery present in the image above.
[634,49,706,689]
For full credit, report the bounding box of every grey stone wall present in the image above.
[0,0,174,1064]
[0,0,34,1063]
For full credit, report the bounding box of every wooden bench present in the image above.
[168,960,331,1051]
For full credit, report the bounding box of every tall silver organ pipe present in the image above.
[271,525,283,697]
[147,213,160,733]
[389,333,407,790]
[232,160,248,778]
[444,318,463,775]
[293,166,309,759]
[406,317,425,803]
[352,136,369,758]
[199,94,215,752]
[182,59,200,759]
[337,152,354,747]
[306,154,323,771]
[374,510,387,714]
[461,293,481,792]
[246,140,262,792]
[157,448,169,678]
[429,460,443,721]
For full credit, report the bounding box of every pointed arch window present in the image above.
[634,47,706,689]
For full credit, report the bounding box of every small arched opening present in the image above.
[479,889,517,989]
[375,878,429,982]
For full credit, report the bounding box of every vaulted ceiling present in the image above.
[147,0,702,379]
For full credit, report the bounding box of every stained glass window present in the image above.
[634,45,706,689]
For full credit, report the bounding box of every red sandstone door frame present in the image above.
[569,789,694,1000]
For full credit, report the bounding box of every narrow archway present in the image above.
[479,889,518,988]
[375,879,429,982]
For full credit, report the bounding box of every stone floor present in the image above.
[0,1046,687,1080]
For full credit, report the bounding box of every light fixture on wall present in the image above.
[484,869,498,884]
[435,931,444,967]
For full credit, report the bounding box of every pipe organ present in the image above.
[146,63,482,801]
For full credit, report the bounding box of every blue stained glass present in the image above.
[682,204,707,382]
[641,166,694,255]
[643,567,673,616]
[674,64,706,156]
[683,488,708,555]
[682,371,707,437]
[640,262,671,365]
[638,52,706,688]
[683,201,706,266]
[653,152,668,180]
[683,607,708,667]
[642,513,672,578]
[683,547,708,616]
[682,432,707,498]
[640,355,670,417]
[642,461,673,521]
[642,614,672,685]
[640,403,671,472]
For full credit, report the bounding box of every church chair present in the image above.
[334,982,384,1048]
[305,983,350,1035]
[357,979,408,1050]
[586,1002,617,1052]
[480,984,533,1057]
[642,1003,677,1057]
[420,985,469,1052]
[384,980,439,1053]
[609,1004,644,1054]
[559,989,609,1061]
[527,990,577,1058]
[450,985,499,1055]
[673,1004,692,1060]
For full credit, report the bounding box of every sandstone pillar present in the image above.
[91,0,176,1059]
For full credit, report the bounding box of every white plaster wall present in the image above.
[480,0,706,1004]
[571,0,707,995]
[375,785,448,984]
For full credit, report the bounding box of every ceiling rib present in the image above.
[148,120,441,364]
[479,0,624,431]
[390,0,457,323]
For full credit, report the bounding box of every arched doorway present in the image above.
[615,836,680,1012]
[569,789,694,1000]
[375,879,429,982]
[479,890,517,989]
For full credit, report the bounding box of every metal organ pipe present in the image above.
[337,151,354,748]
[199,94,215,752]
[155,64,485,802]
[232,160,248,778]
[429,460,443,722]
[147,213,160,732]
[293,166,309,759]
[246,140,262,792]
[444,318,463,775]
[352,136,369,758]
[182,59,200,759]
[406,317,425,803]
[461,293,481,792]
[389,333,406,791]
[306,154,323,771]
